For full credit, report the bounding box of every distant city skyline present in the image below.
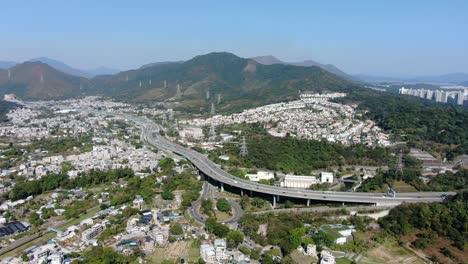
[1,0,467,76]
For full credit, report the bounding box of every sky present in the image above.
[1,0,467,76]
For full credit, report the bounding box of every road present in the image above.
[137,121,452,206]
[189,182,244,226]
[251,205,392,215]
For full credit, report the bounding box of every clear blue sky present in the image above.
[1,0,467,76]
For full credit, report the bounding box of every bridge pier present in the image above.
[249,190,253,196]
[272,195,276,208]
[307,199,310,207]
[220,183,224,192]
[240,190,244,196]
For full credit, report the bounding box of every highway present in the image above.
[137,119,452,206]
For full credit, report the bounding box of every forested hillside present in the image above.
[338,89,468,158]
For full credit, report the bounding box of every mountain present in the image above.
[139,61,183,69]
[249,55,283,65]
[355,72,468,84]
[29,57,91,78]
[0,61,89,100]
[28,57,120,77]
[251,55,353,80]
[93,52,356,112]
[0,52,357,110]
[0,61,16,69]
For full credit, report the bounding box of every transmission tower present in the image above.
[177,84,181,95]
[206,90,210,100]
[7,69,11,80]
[209,123,217,142]
[217,94,222,104]
[210,103,215,116]
[167,109,174,121]
[164,80,167,88]
[239,136,248,157]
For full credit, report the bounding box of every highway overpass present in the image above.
[139,122,451,207]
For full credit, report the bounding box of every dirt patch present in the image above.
[244,62,256,73]
[367,245,422,264]
[401,235,468,263]
[290,249,317,264]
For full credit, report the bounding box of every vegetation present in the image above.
[0,100,19,122]
[205,217,230,237]
[28,135,93,155]
[379,191,467,250]
[226,230,244,248]
[170,223,184,235]
[216,198,232,213]
[81,246,139,264]
[8,168,134,201]
[217,124,394,175]
[339,89,468,156]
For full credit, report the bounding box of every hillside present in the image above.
[93,52,357,112]
[0,100,20,122]
[251,55,353,80]
[0,61,89,100]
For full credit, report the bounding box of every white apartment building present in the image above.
[179,127,204,140]
[82,223,106,242]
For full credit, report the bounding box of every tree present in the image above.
[216,198,232,213]
[240,195,249,210]
[205,217,230,237]
[226,230,244,248]
[201,199,213,216]
[21,253,29,262]
[29,212,43,226]
[170,223,183,235]
[161,189,174,200]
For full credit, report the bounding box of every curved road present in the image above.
[189,182,244,225]
[137,120,451,206]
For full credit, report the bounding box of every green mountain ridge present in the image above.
[92,52,357,112]
[0,52,357,111]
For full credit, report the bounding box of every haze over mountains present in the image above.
[355,73,468,85]
[251,55,352,80]
[0,58,120,78]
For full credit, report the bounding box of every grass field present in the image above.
[391,180,418,192]
[56,206,101,230]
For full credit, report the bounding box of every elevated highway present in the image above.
[140,122,451,207]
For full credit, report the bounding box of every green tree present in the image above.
[226,230,245,248]
[201,199,213,216]
[29,212,43,226]
[216,198,232,213]
[170,223,184,235]
[161,189,174,200]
